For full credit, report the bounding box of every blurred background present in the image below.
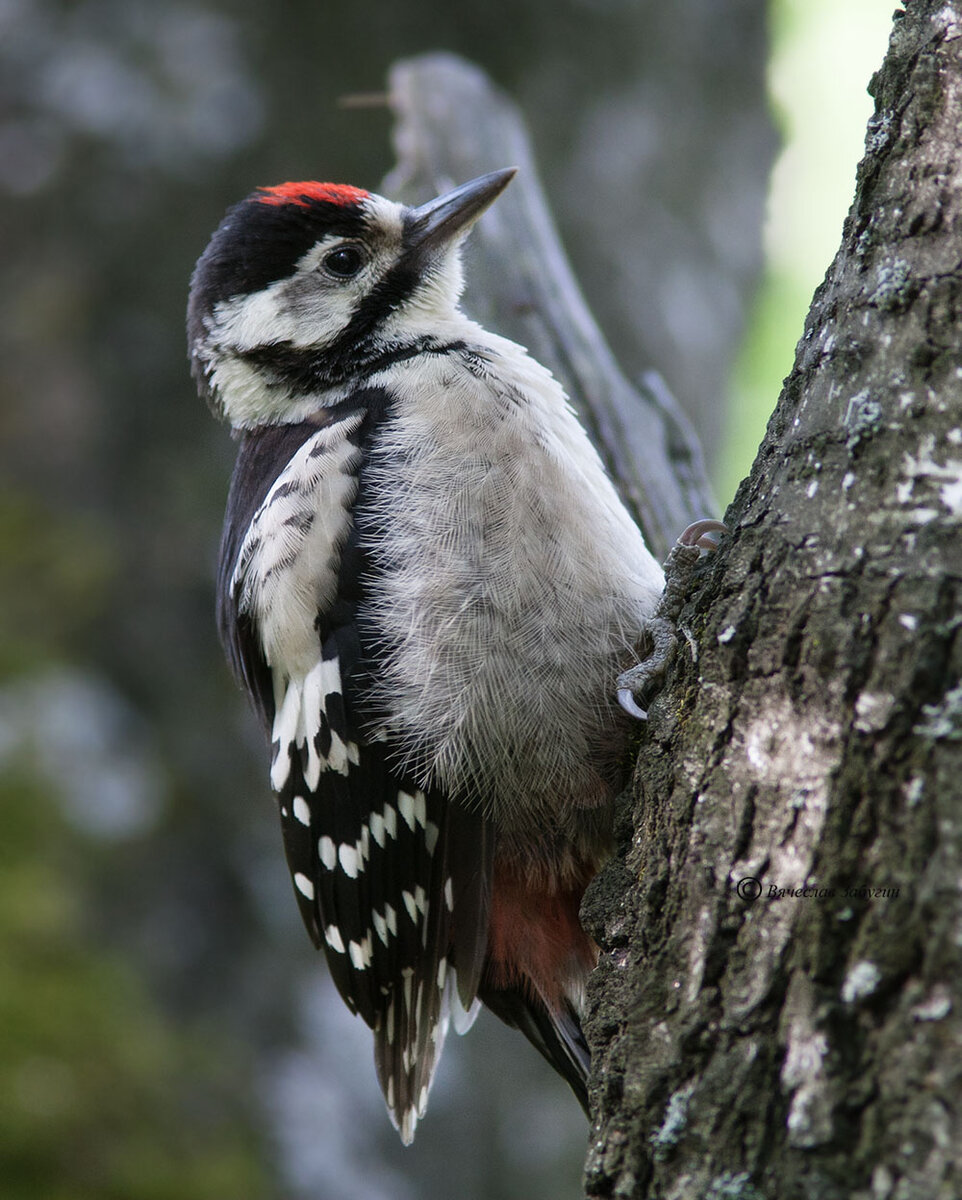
[0,1,890,1197]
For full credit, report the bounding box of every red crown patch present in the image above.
[255,182,369,209]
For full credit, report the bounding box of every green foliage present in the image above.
[719,270,811,499]
[0,492,116,676]
[0,769,274,1200]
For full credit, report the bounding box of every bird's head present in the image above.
[187,168,516,426]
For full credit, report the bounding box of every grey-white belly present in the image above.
[357,357,662,829]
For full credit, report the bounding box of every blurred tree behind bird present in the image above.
[0,0,776,1196]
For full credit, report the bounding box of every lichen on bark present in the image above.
[582,4,962,1198]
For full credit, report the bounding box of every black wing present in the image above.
[217,418,325,730]
[217,391,494,1142]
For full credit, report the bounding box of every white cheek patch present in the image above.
[215,284,299,351]
[213,265,359,358]
[276,276,365,348]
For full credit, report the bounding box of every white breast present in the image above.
[360,326,664,819]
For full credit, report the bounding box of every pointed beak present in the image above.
[406,168,517,252]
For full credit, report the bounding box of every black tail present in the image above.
[480,986,590,1113]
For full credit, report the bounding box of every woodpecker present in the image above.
[187,169,666,1143]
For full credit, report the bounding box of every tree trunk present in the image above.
[582,4,962,1198]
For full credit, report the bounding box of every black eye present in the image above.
[323,245,365,278]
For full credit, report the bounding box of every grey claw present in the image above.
[617,686,649,721]
[616,527,726,721]
[678,518,728,551]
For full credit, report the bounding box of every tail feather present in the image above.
[479,860,598,1113]
[371,804,494,1143]
[480,987,590,1113]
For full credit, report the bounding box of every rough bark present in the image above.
[582,5,962,1198]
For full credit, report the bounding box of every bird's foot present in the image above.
[616,519,728,720]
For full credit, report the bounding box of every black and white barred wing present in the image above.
[277,714,492,1143]
[219,404,492,1143]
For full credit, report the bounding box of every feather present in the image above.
[219,384,495,1137]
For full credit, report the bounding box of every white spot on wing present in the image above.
[292,795,311,826]
[339,843,360,877]
[349,935,372,969]
[294,872,315,900]
[398,790,416,830]
[325,925,345,953]
[270,679,301,791]
[318,835,337,870]
[300,660,325,789]
[327,728,351,776]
